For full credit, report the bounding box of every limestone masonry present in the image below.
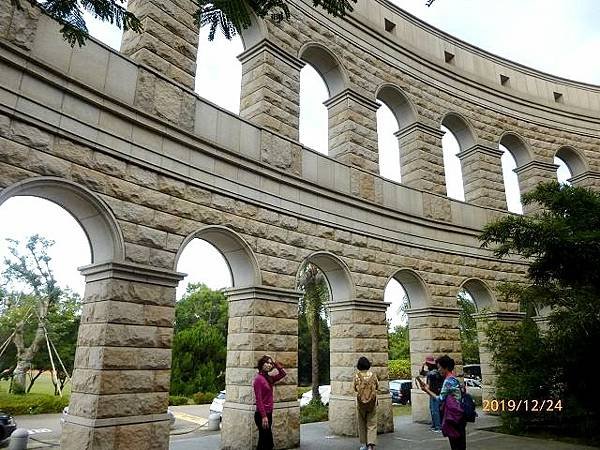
[1,0,598,448]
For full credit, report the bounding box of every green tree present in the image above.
[480,181,600,441]
[457,291,479,364]
[388,324,409,360]
[297,263,329,402]
[2,236,62,393]
[14,0,358,47]
[298,309,330,386]
[0,235,81,394]
[175,283,228,335]
[170,283,228,396]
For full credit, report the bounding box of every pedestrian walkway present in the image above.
[170,413,596,450]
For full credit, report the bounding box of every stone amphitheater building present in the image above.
[1,0,599,448]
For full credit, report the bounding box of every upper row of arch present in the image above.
[241,30,591,177]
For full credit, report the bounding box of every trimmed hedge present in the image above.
[388,359,411,379]
[192,392,217,405]
[168,395,190,406]
[0,393,69,415]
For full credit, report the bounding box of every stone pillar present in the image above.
[221,286,301,450]
[405,307,461,423]
[325,89,380,174]
[61,262,184,450]
[458,145,507,210]
[328,300,393,437]
[532,315,550,332]
[395,123,446,195]
[514,161,559,214]
[238,41,304,141]
[121,0,199,89]
[569,170,600,190]
[473,311,525,410]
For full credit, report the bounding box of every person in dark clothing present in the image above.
[418,355,467,450]
[420,355,444,431]
[253,355,287,450]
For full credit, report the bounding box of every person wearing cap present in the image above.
[419,355,443,432]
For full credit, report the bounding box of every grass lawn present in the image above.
[393,404,412,416]
[0,371,71,396]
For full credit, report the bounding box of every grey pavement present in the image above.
[9,407,596,449]
[170,410,596,450]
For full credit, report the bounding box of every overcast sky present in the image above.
[1,0,596,329]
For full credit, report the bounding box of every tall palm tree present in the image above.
[297,262,329,402]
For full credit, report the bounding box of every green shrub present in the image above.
[192,392,217,404]
[297,386,311,399]
[168,395,190,406]
[388,359,411,379]
[300,399,328,424]
[0,393,69,415]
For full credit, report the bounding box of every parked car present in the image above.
[463,364,481,380]
[299,386,330,407]
[209,390,226,420]
[0,411,16,446]
[464,377,482,400]
[389,379,412,405]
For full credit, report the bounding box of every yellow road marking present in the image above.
[171,411,208,426]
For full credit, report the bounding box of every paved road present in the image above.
[10,406,595,449]
[171,411,596,450]
[11,405,215,448]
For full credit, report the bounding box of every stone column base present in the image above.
[329,395,394,436]
[411,390,431,423]
[377,395,394,433]
[61,416,170,450]
[221,402,299,450]
[329,395,357,436]
[221,403,257,450]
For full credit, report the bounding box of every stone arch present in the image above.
[298,251,354,302]
[175,225,261,288]
[459,278,497,312]
[555,146,588,178]
[237,12,269,50]
[298,43,348,97]
[441,112,477,151]
[387,268,431,309]
[499,132,533,167]
[0,177,124,264]
[375,84,418,130]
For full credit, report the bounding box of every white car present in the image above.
[209,390,226,420]
[464,378,483,401]
[299,386,330,407]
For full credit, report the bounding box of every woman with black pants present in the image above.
[253,355,287,450]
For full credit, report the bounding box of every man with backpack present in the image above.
[420,355,444,432]
[353,356,379,450]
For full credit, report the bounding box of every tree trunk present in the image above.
[11,318,47,394]
[26,369,44,393]
[310,314,320,402]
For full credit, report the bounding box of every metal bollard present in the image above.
[8,428,29,450]
[207,413,220,431]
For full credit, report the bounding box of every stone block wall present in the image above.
[2,1,600,448]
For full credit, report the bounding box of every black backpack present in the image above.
[460,388,477,423]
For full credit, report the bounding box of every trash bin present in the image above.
[8,428,28,450]
[207,413,220,431]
